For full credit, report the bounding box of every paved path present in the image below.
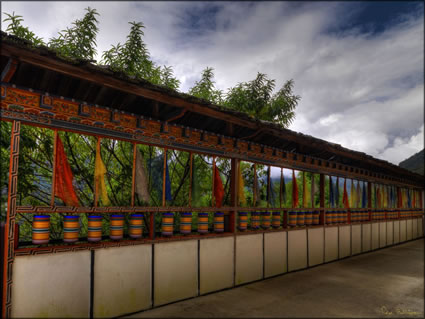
[126,239,424,318]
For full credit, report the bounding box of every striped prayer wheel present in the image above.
[162,212,174,236]
[304,211,313,226]
[297,211,305,226]
[110,214,124,240]
[238,212,248,231]
[180,212,192,235]
[251,212,260,229]
[197,212,209,234]
[325,211,332,224]
[272,212,281,229]
[341,211,347,223]
[288,211,297,227]
[214,212,224,233]
[32,215,50,245]
[313,211,320,225]
[331,211,338,224]
[88,215,102,242]
[63,215,79,243]
[261,211,271,229]
[129,214,144,239]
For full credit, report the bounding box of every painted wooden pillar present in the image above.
[319,174,325,225]
[228,158,237,233]
[368,182,372,221]
[2,120,21,318]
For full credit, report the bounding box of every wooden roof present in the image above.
[1,31,423,187]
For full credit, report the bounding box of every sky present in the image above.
[2,1,424,168]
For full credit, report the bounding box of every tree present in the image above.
[2,12,44,45]
[188,67,223,104]
[48,7,99,61]
[225,73,300,127]
[101,21,180,90]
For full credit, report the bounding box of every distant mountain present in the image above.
[399,149,424,175]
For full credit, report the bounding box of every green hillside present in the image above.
[399,149,424,175]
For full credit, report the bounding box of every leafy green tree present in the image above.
[188,67,223,104]
[225,73,300,127]
[48,7,99,60]
[2,12,44,45]
[101,21,180,90]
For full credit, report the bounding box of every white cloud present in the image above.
[1,2,423,165]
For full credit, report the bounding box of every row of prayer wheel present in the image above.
[32,214,144,245]
[287,211,320,227]
[160,212,224,236]
[325,211,348,224]
[351,211,370,222]
[237,211,281,230]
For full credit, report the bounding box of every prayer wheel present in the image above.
[238,211,248,231]
[162,212,174,236]
[180,212,192,235]
[32,215,50,245]
[214,212,224,232]
[304,211,313,226]
[272,212,281,229]
[297,211,305,226]
[88,215,102,242]
[331,210,337,224]
[251,212,260,229]
[288,211,297,227]
[63,215,79,243]
[129,213,144,239]
[325,211,332,224]
[110,214,124,240]
[197,212,209,234]
[261,211,271,229]
[313,211,320,225]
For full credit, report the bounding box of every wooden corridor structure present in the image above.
[1,31,424,318]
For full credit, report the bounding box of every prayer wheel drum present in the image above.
[313,210,320,225]
[297,211,305,226]
[63,215,79,243]
[110,214,124,240]
[197,212,209,234]
[180,212,192,235]
[238,212,248,231]
[129,213,144,239]
[162,212,174,236]
[288,211,297,227]
[272,211,281,229]
[88,215,102,242]
[261,211,271,229]
[304,211,313,226]
[251,212,260,229]
[214,212,224,232]
[32,215,50,245]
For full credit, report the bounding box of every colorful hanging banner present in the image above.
[94,139,110,206]
[54,135,80,206]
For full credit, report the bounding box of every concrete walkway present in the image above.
[126,239,424,318]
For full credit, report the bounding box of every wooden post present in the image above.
[212,156,216,207]
[131,143,137,207]
[51,129,58,206]
[319,174,325,225]
[162,149,167,207]
[280,168,283,209]
[229,158,237,233]
[94,137,101,207]
[253,163,257,206]
[368,182,372,221]
[267,166,271,208]
[189,152,193,207]
[2,120,21,318]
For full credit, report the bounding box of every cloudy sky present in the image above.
[2,1,424,166]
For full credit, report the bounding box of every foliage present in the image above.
[188,67,223,104]
[2,12,45,45]
[225,73,299,127]
[48,7,99,60]
[399,149,424,175]
[101,21,180,90]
